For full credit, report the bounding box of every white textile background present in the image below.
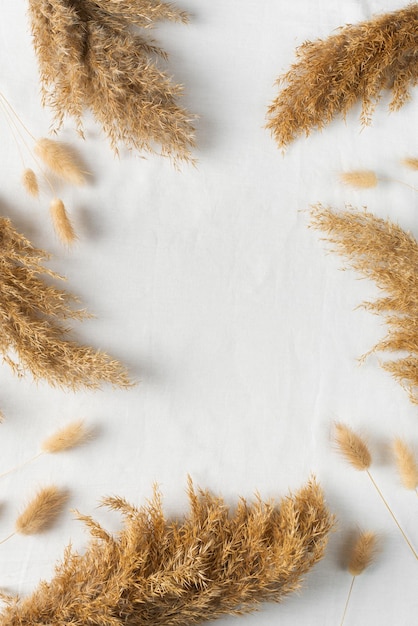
[0,1,417,624]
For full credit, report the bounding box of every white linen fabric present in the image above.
[0,1,416,624]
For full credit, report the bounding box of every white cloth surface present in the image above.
[0,1,417,624]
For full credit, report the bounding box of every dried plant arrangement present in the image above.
[334,423,417,560]
[0,419,91,479]
[339,530,380,626]
[0,479,333,626]
[27,0,196,163]
[393,438,418,494]
[0,485,68,545]
[267,4,418,149]
[310,204,418,403]
[0,216,131,388]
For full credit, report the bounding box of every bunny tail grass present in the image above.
[50,198,77,245]
[41,419,91,453]
[28,0,196,163]
[0,216,131,389]
[334,423,372,471]
[310,204,418,403]
[35,138,86,185]
[393,438,418,491]
[15,485,69,535]
[267,4,418,148]
[0,479,333,626]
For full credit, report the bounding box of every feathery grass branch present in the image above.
[334,423,417,560]
[267,4,418,148]
[28,0,196,163]
[0,217,131,389]
[393,438,418,494]
[0,479,333,625]
[310,204,418,403]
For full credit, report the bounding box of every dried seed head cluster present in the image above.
[393,438,418,491]
[15,485,68,536]
[310,204,418,403]
[0,217,131,389]
[334,423,372,471]
[0,479,333,626]
[28,0,196,163]
[347,530,379,577]
[267,4,418,148]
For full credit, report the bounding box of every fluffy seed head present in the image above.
[15,486,68,535]
[393,438,418,491]
[402,157,418,171]
[339,170,378,189]
[334,423,372,471]
[35,138,86,185]
[41,419,91,454]
[50,198,77,245]
[348,531,379,576]
[22,168,39,197]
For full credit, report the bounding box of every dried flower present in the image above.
[393,438,418,491]
[22,168,39,197]
[0,216,131,389]
[50,198,77,245]
[334,423,372,471]
[310,204,418,403]
[267,5,418,148]
[28,0,196,163]
[35,138,86,185]
[402,157,418,171]
[0,479,333,625]
[339,170,378,189]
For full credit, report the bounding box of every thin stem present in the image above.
[339,576,355,626]
[380,176,418,192]
[0,91,36,141]
[0,532,15,546]
[0,100,26,169]
[367,470,418,560]
[0,452,43,479]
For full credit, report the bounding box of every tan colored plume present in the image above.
[348,530,379,576]
[22,168,39,197]
[339,170,378,189]
[402,157,418,171]
[35,138,85,185]
[50,198,77,245]
[393,438,418,491]
[41,419,90,454]
[334,423,372,471]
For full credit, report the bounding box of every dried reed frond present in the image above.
[50,198,77,245]
[339,170,378,189]
[393,438,418,491]
[0,216,131,389]
[22,168,39,197]
[402,157,418,170]
[333,422,417,560]
[0,479,333,625]
[35,138,86,185]
[0,486,68,545]
[41,419,90,453]
[28,0,196,163]
[310,204,418,403]
[334,423,372,471]
[340,530,379,626]
[267,5,418,148]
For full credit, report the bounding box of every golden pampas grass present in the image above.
[334,423,371,471]
[0,486,68,544]
[22,168,39,197]
[310,204,418,403]
[334,423,417,560]
[0,216,131,388]
[0,479,333,625]
[340,530,379,626]
[0,419,92,479]
[35,138,85,185]
[50,198,77,245]
[339,170,378,189]
[267,4,418,148]
[28,0,196,163]
[393,438,418,492]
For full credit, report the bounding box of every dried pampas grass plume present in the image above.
[28,0,196,163]
[334,423,417,560]
[393,438,418,492]
[339,170,378,189]
[402,157,418,170]
[0,486,68,545]
[340,530,379,626]
[0,479,333,626]
[0,216,131,389]
[50,198,77,245]
[22,169,39,197]
[310,204,418,403]
[267,4,418,148]
[0,419,92,479]
[35,138,86,185]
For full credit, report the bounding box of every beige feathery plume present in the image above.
[339,170,378,189]
[0,486,68,544]
[334,423,372,471]
[50,198,77,245]
[22,168,40,197]
[340,530,379,626]
[334,423,417,560]
[393,438,418,492]
[0,419,91,479]
[0,479,333,625]
[402,157,418,171]
[35,138,86,185]
[267,4,418,148]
